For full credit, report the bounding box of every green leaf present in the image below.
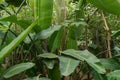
[0,15,17,22]
[107,70,120,80]
[0,15,36,30]
[66,38,78,49]
[0,19,38,62]
[48,64,61,80]
[17,20,32,29]
[38,53,58,59]
[34,0,53,32]
[89,0,120,15]
[111,30,120,37]
[61,49,106,74]
[28,0,34,9]
[90,68,107,80]
[0,0,4,3]
[100,58,120,70]
[68,25,82,40]
[59,56,79,76]
[3,62,35,78]
[49,28,62,52]
[35,25,61,40]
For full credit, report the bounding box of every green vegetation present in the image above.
[0,0,120,80]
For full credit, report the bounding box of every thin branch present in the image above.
[101,12,112,58]
[16,0,26,14]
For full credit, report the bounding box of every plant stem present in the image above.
[101,12,112,58]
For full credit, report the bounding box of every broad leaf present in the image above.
[100,58,120,70]
[35,25,61,40]
[49,28,62,52]
[89,0,120,15]
[3,62,35,78]
[59,56,79,76]
[90,68,107,80]
[66,38,78,49]
[34,0,53,32]
[61,49,106,74]
[0,19,38,62]
[107,70,120,80]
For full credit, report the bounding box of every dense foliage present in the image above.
[0,0,120,80]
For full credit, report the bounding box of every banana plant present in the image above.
[89,0,120,15]
[34,0,53,33]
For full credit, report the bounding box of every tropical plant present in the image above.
[0,0,120,80]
